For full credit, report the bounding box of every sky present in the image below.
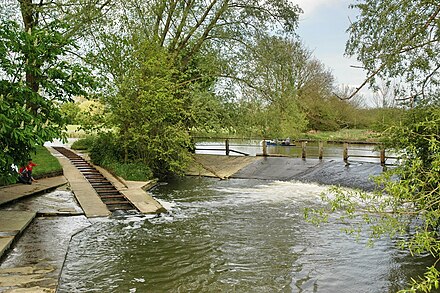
[293,0,374,103]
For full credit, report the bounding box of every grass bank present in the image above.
[31,146,63,178]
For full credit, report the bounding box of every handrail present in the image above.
[195,138,395,165]
[192,136,381,145]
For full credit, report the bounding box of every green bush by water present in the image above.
[71,136,96,150]
[73,134,154,181]
[100,160,153,182]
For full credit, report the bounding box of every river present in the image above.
[57,177,434,293]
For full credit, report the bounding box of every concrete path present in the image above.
[96,166,166,214]
[48,147,165,216]
[0,176,67,206]
[53,151,110,218]
[0,146,165,261]
[0,177,67,261]
[187,154,261,179]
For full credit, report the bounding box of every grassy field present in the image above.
[194,128,381,142]
[298,129,381,142]
[66,125,88,138]
[30,146,63,178]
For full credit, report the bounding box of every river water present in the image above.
[57,177,434,293]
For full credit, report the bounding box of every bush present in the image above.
[100,160,153,182]
[88,132,154,181]
[71,136,96,150]
[89,132,124,165]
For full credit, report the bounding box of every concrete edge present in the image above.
[0,237,14,259]
[0,176,68,207]
[0,211,36,260]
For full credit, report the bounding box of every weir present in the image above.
[188,154,384,191]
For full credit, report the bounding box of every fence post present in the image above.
[262,140,267,156]
[225,139,230,156]
[318,141,323,160]
[343,143,348,163]
[301,141,307,159]
[380,149,386,166]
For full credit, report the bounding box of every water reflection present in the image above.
[58,177,434,292]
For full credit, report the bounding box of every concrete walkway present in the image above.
[51,149,110,218]
[0,176,67,206]
[0,211,36,260]
[48,147,165,216]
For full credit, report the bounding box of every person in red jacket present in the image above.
[18,159,37,184]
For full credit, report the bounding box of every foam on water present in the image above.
[57,177,434,293]
[211,180,327,204]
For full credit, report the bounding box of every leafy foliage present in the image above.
[0,19,94,183]
[101,41,193,178]
[87,133,154,181]
[347,1,440,103]
[306,106,440,292]
[83,0,305,177]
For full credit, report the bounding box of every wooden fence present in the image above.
[194,138,396,166]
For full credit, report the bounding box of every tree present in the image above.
[101,41,193,177]
[307,1,440,291]
[84,0,303,176]
[0,1,99,184]
[235,36,309,137]
[346,1,440,104]
[371,80,399,109]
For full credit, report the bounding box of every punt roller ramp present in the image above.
[52,147,138,212]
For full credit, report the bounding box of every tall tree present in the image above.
[0,0,107,184]
[85,0,303,176]
[236,36,310,137]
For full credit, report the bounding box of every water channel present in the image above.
[57,177,435,293]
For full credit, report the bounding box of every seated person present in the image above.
[18,159,37,184]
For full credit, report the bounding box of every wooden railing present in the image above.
[194,137,397,165]
[195,139,250,156]
[296,141,388,165]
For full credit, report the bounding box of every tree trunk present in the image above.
[19,0,40,93]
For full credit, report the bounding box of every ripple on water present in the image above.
[58,178,435,293]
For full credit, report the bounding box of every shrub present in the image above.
[89,132,124,165]
[100,160,153,182]
[88,132,155,181]
[71,136,96,150]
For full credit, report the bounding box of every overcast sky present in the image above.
[293,0,374,102]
